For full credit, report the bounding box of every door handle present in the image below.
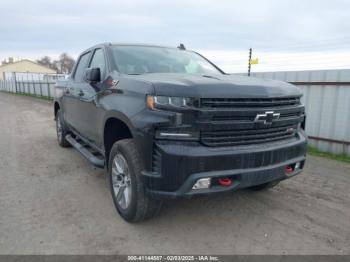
[78,90,84,97]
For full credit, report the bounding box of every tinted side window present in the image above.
[74,52,91,82]
[89,49,106,79]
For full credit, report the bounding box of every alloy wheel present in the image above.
[111,153,132,209]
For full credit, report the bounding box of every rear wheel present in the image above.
[249,181,280,191]
[109,139,162,222]
[55,109,71,148]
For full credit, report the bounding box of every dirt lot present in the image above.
[0,92,349,255]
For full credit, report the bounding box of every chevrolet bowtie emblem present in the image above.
[254,111,280,126]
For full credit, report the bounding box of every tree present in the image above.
[36,53,75,74]
[56,53,75,74]
[37,56,51,67]
[37,56,58,72]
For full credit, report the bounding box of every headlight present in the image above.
[147,95,195,110]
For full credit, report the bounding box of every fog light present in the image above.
[295,162,301,170]
[192,178,211,190]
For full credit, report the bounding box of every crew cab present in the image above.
[54,43,307,222]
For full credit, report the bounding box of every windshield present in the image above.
[111,45,223,75]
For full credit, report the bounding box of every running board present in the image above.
[65,134,105,168]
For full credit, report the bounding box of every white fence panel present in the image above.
[0,72,66,99]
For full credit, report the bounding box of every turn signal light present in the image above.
[147,95,155,110]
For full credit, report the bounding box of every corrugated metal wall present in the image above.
[249,69,350,156]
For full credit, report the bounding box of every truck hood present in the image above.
[127,73,301,98]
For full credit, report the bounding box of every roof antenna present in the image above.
[178,43,186,50]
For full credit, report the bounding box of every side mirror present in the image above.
[85,67,101,83]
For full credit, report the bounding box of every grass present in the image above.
[307,146,350,163]
[0,90,53,101]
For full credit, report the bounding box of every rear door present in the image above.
[62,51,92,132]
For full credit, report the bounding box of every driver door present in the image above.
[62,51,91,132]
[73,48,107,145]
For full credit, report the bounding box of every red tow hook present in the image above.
[285,165,294,174]
[218,178,233,186]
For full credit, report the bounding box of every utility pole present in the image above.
[248,48,252,76]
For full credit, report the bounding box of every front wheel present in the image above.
[55,109,71,148]
[109,139,162,222]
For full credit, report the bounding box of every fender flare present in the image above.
[101,110,138,150]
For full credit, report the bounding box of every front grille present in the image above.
[201,125,297,147]
[210,111,303,122]
[201,97,300,108]
[198,96,304,147]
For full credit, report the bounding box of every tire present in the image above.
[55,109,71,148]
[249,181,280,191]
[108,139,162,222]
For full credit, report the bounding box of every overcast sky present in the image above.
[1,0,350,73]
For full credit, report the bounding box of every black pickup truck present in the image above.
[54,43,307,222]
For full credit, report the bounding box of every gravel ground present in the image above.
[0,92,349,255]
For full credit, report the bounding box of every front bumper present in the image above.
[142,131,307,198]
